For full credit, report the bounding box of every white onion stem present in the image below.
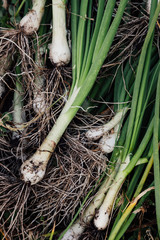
[86,107,128,141]
[94,155,130,230]
[20,0,46,35]
[49,0,71,66]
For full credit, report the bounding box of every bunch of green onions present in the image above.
[0,0,159,239]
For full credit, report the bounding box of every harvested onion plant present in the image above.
[20,0,46,35]
[49,0,71,65]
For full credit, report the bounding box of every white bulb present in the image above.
[49,0,71,66]
[99,133,117,153]
[20,0,46,35]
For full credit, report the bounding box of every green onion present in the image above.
[85,54,139,153]
[20,0,46,35]
[49,0,71,66]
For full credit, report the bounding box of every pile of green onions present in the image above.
[0,0,159,239]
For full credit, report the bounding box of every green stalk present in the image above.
[124,118,154,174]
[85,55,138,145]
[80,0,112,81]
[153,72,160,235]
[80,0,93,75]
[128,40,153,152]
[92,0,116,61]
[76,0,129,91]
[76,0,89,80]
[14,0,26,17]
[129,59,160,152]
[70,0,79,92]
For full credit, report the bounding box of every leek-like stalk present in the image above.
[20,0,46,35]
[20,0,130,185]
[86,107,128,154]
[20,103,73,184]
[94,155,130,230]
[61,2,160,236]
[33,4,52,113]
[49,0,71,66]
